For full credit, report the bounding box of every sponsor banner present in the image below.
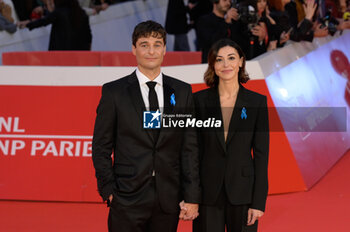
[0,86,101,202]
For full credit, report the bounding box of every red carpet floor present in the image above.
[1,151,349,232]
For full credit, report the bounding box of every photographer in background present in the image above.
[196,0,239,62]
[235,0,271,59]
[197,0,268,62]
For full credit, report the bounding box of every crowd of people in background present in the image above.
[1,0,350,59]
[166,0,350,62]
[0,0,132,50]
[16,0,93,50]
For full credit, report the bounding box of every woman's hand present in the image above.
[247,208,264,226]
[251,22,267,42]
[279,30,290,45]
[303,0,317,21]
[313,23,328,37]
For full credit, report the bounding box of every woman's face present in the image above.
[257,0,267,13]
[214,46,243,83]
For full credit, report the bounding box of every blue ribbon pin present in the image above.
[170,93,176,106]
[241,107,247,119]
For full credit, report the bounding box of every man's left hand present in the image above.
[179,201,199,221]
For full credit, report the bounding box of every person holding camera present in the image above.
[269,0,329,43]
[196,0,239,62]
[197,0,269,62]
[256,0,281,50]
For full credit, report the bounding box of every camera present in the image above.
[320,8,339,36]
[233,0,259,31]
[237,4,258,30]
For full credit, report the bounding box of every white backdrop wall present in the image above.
[0,0,347,67]
[0,0,192,64]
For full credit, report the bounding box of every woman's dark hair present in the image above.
[132,20,167,46]
[204,39,249,88]
[268,0,284,12]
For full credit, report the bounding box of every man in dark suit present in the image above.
[92,20,201,232]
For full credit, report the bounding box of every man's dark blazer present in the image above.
[194,84,269,212]
[92,71,201,213]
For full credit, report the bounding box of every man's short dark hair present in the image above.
[132,20,167,46]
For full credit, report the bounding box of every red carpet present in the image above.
[258,150,350,232]
[1,151,349,232]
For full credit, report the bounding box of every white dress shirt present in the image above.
[136,68,164,112]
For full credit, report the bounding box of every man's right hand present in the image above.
[225,8,239,23]
[106,194,113,207]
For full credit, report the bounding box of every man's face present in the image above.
[216,0,232,14]
[132,35,166,72]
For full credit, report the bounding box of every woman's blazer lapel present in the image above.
[226,85,249,145]
[206,87,226,154]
